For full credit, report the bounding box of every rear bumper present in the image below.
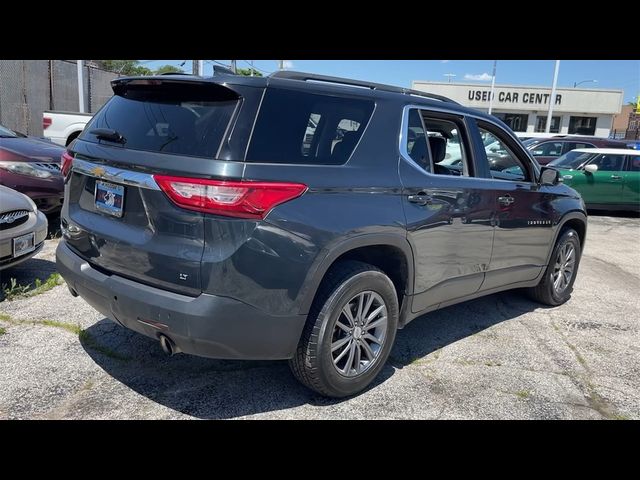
[56,241,306,360]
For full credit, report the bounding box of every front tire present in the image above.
[527,228,581,306]
[289,261,399,398]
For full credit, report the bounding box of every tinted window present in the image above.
[247,89,374,165]
[569,116,597,135]
[589,154,625,172]
[82,84,238,158]
[531,141,563,157]
[628,156,640,171]
[535,115,560,133]
[406,109,430,172]
[477,124,530,182]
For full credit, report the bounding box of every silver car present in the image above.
[0,185,48,270]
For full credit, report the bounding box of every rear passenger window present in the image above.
[247,89,374,164]
[628,156,640,171]
[531,142,563,157]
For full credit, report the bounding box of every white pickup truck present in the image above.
[42,111,93,146]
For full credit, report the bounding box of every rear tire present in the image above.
[527,228,581,306]
[289,260,399,398]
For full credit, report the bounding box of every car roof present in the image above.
[571,148,640,155]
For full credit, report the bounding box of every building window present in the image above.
[494,113,528,132]
[569,116,597,135]
[535,116,561,133]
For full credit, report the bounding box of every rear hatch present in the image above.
[63,78,243,295]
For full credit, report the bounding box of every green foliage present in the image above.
[154,64,184,75]
[100,60,152,76]
[2,273,63,301]
[0,327,6,335]
[236,67,263,77]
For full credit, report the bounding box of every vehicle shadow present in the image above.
[0,258,57,301]
[587,209,639,218]
[80,290,542,419]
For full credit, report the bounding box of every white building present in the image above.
[411,81,623,137]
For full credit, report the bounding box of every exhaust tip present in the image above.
[159,334,179,356]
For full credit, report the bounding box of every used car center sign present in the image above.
[468,89,562,105]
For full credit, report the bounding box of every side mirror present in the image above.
[539,166,561,186]
[584,164,598,174]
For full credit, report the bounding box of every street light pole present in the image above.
[545,60,561,134]
[76,60,85,113]
[573,79,598,88]
[488,60,498,115]
[443,73,456,83]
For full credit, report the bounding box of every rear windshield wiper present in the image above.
[90,128,126,144]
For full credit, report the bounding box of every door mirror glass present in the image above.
[539,166,561,185]
[584,164,598,174]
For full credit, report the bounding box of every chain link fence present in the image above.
[0,60,117,136]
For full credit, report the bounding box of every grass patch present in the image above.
[0,327,6,335]
[612,414,630,420]
[41,319,82,335]
[0,313,11,321]
[484,360,502,367]
[515,389,532,399]
[1,273,63,301]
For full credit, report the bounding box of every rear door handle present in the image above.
[610,175,622,180]
[408,194,431,206]
[498,195,515,206]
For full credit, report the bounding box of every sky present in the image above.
[141,60,639,103]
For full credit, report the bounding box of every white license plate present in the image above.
[95,180,125,217]
[13,232,35,258]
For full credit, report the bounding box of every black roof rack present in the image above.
[270,70,459,105]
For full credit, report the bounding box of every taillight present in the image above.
[153,175,307,219]
[61,151,73,177]
[43,116,52,130]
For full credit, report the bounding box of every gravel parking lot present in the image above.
[0,213,638,419]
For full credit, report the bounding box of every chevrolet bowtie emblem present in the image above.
[91,166,106,177]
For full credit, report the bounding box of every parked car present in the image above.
[42,111,93,146]
[548,148,640,211]
[56,71,587,397]
[623,140,639,150]
[523,135,628,165]
[0,185,48,271]
[0,124,65,214]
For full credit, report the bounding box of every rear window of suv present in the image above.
[247,88,375,165]
[80,82,239,158]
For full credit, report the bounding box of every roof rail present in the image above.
[270,70,459,104]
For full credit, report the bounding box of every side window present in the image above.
[531,141,563,157]
[421,115,470,177]
[302,113,322,156]
[589,154,626,172]
[627,156,640,172]
[405,109,430,172]
[477,123,531,182]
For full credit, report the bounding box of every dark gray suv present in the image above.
[56,71,587,397]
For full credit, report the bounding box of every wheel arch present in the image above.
[298,234,414,320]
[547,211,587,264]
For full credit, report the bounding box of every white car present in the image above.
[42,111,93,147]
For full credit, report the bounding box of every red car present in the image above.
[0,124,64,214]
[523,135,629,166]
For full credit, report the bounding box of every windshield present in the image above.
[548,150,597,170]
[0,125,18,138]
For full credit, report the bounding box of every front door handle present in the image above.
[408,194,431,206]
[498,195,515,206]
[610,175,622,180]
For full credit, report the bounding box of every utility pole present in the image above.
[231,60,237,74]
[488,60,497,115]
[278,60,284,70]
[77,60,85,113]
[198,60,204,76]
[250,60,254,76]
[192,60,199,75]
[545,60,561,133]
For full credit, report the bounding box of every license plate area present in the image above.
[95,180,125,217]
[13,232,35,257]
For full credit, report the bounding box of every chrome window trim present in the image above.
[399,103,540,184]
[71,158,160,190]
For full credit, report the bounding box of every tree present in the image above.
[154,65,184,75]
[235,67,263,77]
[99,60,152,76]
